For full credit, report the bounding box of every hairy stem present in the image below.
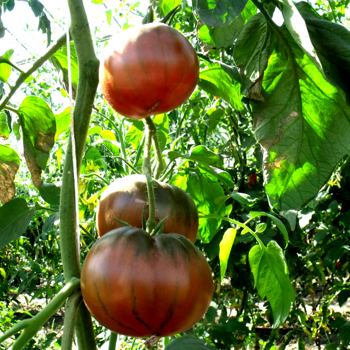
[61,290,83,350]
[6,278,80,350]
[60,0,100,348]
[0,33,67,112]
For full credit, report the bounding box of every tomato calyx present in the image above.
[144,335,161,350]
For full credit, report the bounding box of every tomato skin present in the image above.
[99,23,199,119]
[96,174,199,242]
[81,227,213,337]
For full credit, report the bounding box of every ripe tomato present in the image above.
[81,227,213,337]
[96,174,199,242]
[99,23,199,119]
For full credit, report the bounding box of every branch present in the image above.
[2,278,80,350]
[0,33,67,112]
[59,0,100,348]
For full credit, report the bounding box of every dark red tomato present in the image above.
[81,227,214,337]
[99,23,199,119]
[96,174,199,242]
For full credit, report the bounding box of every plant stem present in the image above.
[142,118,157,233]
[60,0,100,348]
[0,33,67,112]
[108,332,118,350]
[199,213,266,249]
[4,105,19,114]
[5,278,80,350]
[61,290,83,350]
[0,58,25,74]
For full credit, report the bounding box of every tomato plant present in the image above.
[96,174,199,242]
[99,22,199,119]
[81,226,213,337]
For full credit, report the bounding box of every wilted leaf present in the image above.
[0,145,20,204]
[19,96,56,188]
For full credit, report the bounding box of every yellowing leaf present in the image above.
[219,228,237,280]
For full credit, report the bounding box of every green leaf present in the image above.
[265,213,289,247]
[169,145,220,164]
[100,130,120,156]
[0,49,13,83]
[153,0,182,17]
[249,241,295,328]
[296,2,350,105]
[55,107,71,140]
[126,124,144,149]
[0,198,35,249]
[18,96,56,188]
[39,183,61,206]
[219,228,237,280]
[231,192,257,207]
[197,0,256,47]
[42,212,60,232]
[0,111,9,139]
[234,13,269,99]
[279,0,324,77]
[3,0,15,11]
[338,289,350,307]
[165,335,217,350]
[339,322,350,342]
[187,169,226,242]
[190,145,220,163]
[199,63,244,110]
[153,113,169,151]
[50,42,79,97]
[28,0,44,17]
[240,13,350,211]
[0,145,20,204]
[195,0,249,27]
[256,223,267,233]
[202,107,225,135]
[199,164,235,190]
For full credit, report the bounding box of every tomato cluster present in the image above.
[81,23,213,339]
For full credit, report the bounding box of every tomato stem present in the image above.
[143,118,157,233]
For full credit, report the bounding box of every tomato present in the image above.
[99,23,199,119]
[96,174,199,242]
[81,227,213,337]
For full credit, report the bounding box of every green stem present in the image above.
[4,105,19,114]
[61,290,83,350]
[107,156,141,174]
[143,117,164,178]
[108,332,118,350]
[199,214,266,249]
[0,33,67,112]
[145,173,156,233]
[133,135,145,169]
[142,118,157,233]
[80,172,111,186]
[163,337,170,347]
[60,0,100,348]
[0,58,25,74]
[5,278,80,350]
